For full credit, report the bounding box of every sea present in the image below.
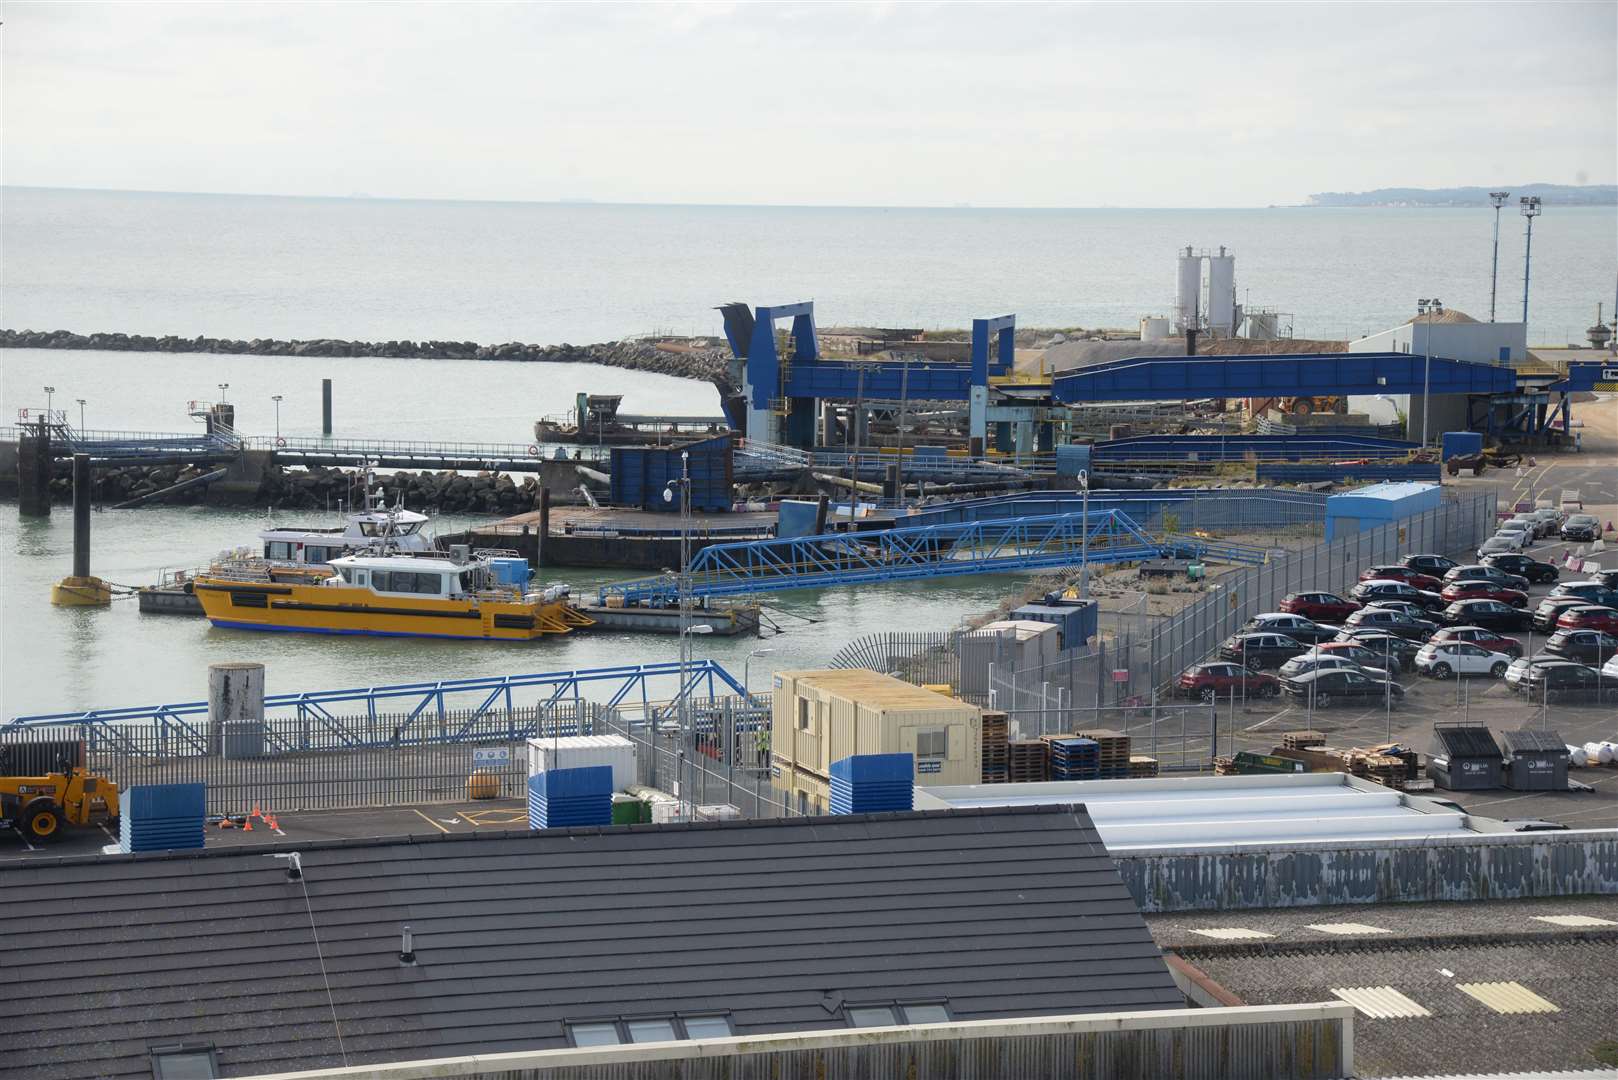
[2,186,1615,717]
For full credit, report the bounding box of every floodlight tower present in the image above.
[1487,191,1509,322]
[1519,196,1541,327]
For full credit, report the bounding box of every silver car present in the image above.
[1279,653,1390,682]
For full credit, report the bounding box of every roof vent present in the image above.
[399,925,417,965]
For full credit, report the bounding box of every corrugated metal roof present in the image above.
[0,805,1181,1080]
[779,668,970,710]
[1330,986,1432,1019]
[1455,982,1561,1015]
[1502,728,1569,755]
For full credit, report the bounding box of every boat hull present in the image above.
[193,580,591,640]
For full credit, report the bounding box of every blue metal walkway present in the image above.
[599,510,1269,604]
[1052,352,1519,403]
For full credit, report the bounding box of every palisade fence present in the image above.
[835,489,1500,770]
[1,694,786,820]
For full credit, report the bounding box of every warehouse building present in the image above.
[1346,308,1526,435]
[770,669,982,814]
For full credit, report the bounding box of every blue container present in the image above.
[528,767,613,829]
[119,782,206,853]
[490,558,530,587]
[1441,431,1484,460]
[1011,600,1098,649]
[610,435,734,513]
[829,753,914,814]
[1055,443,1092,478]
[777,500,820,538]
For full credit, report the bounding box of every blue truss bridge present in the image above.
[598,509,1269,605]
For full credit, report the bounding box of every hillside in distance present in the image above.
[1308,183,1616,207]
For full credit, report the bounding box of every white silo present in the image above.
[1207,246,1236,335]
[1175,247,1202,333]
[1140,316,1172,341]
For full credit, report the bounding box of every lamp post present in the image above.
[272,395,283,439]
[1520,196,1541,327]
[1078,468,1090,598]
[1416,298,1442,448]
[744,647,775,705]
[217,382,230,404]
[665,451,697,803]
[1488,191,1510,322]
[43,386,55,420]
[75,399,85,432]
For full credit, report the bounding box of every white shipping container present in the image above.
[526,734,638,792]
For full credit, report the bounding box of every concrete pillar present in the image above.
[209,662,265,757]
[322,378,333,435]
[883,463,899,501]
[72,454,91,578]
[18,428,51,517]
[814,493,829,535]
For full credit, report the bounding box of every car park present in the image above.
[1281,668,1404,709]
[1343,605,1435,641]
[1440,580,1528,608]
[1479,553,1559,585]
[1504,653,1582,689]
[1401,553,1458,578]
[1544,629,1618,666]
[1279,653,1390,682]
[1429,625,1523,657]
[1335,629,1421,671]
[1548,581,1618,607]
[1556,605,1618,635]
[1534,596,1595,633]
[1512,662,1618,704]
[1561,514,1602,542]
[1437,598,1533,631]
[1444,563,1531,592]
[1176,662,1280,702]
[1414,641,1510,680]
[1350,579,1445,611]
[1278,592,1359,622]
[1358,565,1444,592]
[1241,613,1341,645]
[1218,632,1308,670]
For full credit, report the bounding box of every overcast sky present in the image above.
[3,1,1614,207]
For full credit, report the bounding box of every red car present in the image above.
[1557,606,1618,635]
[1359,565,1444,593]
[1428,626,1524,657]
[1279,592,1360,622]
[1440,581,1529,608]
[1177,662,1281,702]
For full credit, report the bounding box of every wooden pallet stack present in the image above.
[1344,749,1408,788]
[1129,755,1159,778]
[1043,735,1100,781]
[1282,731,1327,751]
[1007,740,1048,783]
[981,710,1009,784]
[1074,729,1132,779]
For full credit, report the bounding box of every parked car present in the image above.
[1402,553,1458,577]
[1479,553,1559,585]
[1350,580,1445,612]
[1440,580,1528,608]
[1438,599,1533,631]
[1279,592,1360,622]
[1279,653,1390,682]
[1362,598,1441,626]
[1242,613,1342,645]
[1477,535,1522,559]
[1544,629,1618,666]
[1529,508,1564,537]
[1218,632,1309,670]
[1415,641,1511,680]
[1603,654,1618,681]
[1344,606,1437,641]
[1281,669,1404,709]
[1308,640,1407,671]
[1560,514,1602,542]
[1593,568,1618,590]
[1489,523,1534,552]
[1506,512,1544,537]
[1504,653,1578,689]
[1429,625,1524,657]
[1444,563,1531,592]
[1534,596,1595,633]
[1358,565,1444,592]
[1512,662,1618,704]
[1335,629,1422,672]
[1556,606,1618,635]
[1548,582,1618,608]
[1177,662,1280,702]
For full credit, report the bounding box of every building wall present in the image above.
[1346,321,1524,440]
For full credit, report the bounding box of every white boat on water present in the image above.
[258,470,433,566]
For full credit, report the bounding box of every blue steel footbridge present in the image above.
[597,508,1269,605]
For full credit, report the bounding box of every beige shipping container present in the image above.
[770,670,982,798]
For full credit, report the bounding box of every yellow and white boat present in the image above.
[194,550,592,641]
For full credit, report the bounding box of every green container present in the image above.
[610,795,649,826]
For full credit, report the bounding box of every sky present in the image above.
[2,1,1615,208]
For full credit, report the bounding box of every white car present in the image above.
[1492,525,1534,552]
[1415,641,1510,680]
[1603,654,1618,681]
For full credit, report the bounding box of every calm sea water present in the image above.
[4,186,1615,346]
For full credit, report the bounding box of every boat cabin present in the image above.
[328,554,480,597]
[260,508,432,565]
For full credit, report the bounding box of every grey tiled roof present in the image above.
[0,805,1180,1079]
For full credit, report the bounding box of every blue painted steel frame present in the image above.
[599,510,1269,603]
[971,315,1016,383]
[4,660,747,753]
[745,301,820,410]
[1053,352,1519,403]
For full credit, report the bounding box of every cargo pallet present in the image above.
[1007,740,1048,783]
[981,709,1009,784]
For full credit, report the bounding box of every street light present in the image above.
[1077,468,1091,598]
[43,386,55,419]
[1520,197,1541,327]
[271,394,284,439]
[75,399,86,431]
[1488,191,1510,322]
[744,647,776,704]
[217,382,230,404]
[1416,298,1442,448]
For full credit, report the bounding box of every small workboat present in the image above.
[193,549,593,640]
[258,469,434,567]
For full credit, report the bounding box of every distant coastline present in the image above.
[1308,183,1616,208]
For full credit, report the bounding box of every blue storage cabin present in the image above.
[609,434,734,513]
[1324,481,1441,541]
[1441,431,1484,460]
[1010,599,1099,648]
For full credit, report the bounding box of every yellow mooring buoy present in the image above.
[51,575,114,607]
